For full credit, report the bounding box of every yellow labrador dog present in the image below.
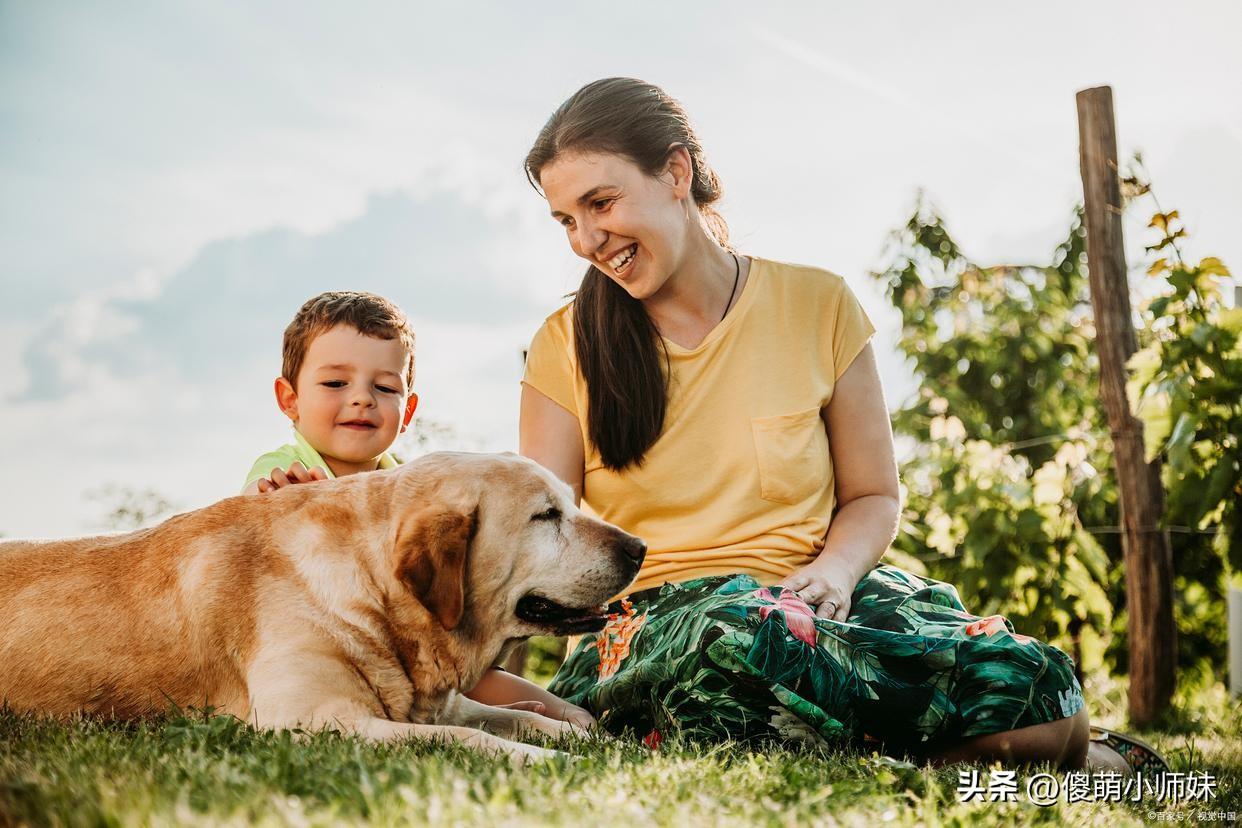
[0,452,645,761]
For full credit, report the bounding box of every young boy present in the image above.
[243,291,418,494]
[244,290,593,727]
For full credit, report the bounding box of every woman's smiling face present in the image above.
[540,150,693,301]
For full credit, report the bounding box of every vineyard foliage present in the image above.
[874,187,1237,676]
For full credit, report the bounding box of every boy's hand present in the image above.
[563,706,597,730]
[492,701,595,740]
[254,461,328,494]
[491,695,596,730]
[494,701,549,714]
[464,668,599,732]
[492,699,595,730]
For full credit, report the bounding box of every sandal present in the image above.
[1089,726,1170,776]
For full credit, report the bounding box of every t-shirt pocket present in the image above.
[751,407,830,505]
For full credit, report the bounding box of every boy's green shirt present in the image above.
[242,429,399,492]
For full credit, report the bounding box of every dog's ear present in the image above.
[393,506,475,630]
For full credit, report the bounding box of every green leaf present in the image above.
[1165,411,1199,470]
[1197,256,1231,278]
[1190,324,1214,348]
[1168,268,1197,296]
[1127,345,1162,391]
[1072,531,1111,583]
[1148,296,1172,319]
[1219,308,1242,337]
[1140,401,1173,462]
[1196,458,1239,530]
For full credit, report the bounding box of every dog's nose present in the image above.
[620,535,646,564]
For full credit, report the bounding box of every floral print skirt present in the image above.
[547,565,1084,752]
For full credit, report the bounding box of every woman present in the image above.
[515,77,1159,771]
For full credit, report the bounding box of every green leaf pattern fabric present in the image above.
[548,565,1084,751]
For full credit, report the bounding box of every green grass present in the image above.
[2,677,1238,827]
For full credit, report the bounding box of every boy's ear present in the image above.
[274,376,299,422]
[401,392,418,431]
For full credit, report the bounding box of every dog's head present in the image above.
[389,452,645,637]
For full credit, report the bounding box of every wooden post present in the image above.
[1076,86,1176,725]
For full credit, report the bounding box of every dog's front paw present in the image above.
[513,710,590,741]
[505,740,569,764]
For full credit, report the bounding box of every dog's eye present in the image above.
[531,507,561,522]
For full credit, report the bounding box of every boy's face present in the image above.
[275,325,417,477]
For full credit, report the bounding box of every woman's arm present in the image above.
[778,343,901,620]
[519,384,586,506]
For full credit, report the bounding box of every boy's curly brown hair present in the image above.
[282,291,415,390]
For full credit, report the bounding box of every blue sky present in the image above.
[2,2,1239,536]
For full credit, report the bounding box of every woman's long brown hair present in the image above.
[525,78,730,470]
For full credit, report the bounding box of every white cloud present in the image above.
[14,186,559,400]
[0,185,572,537]
[3,0,1240,539]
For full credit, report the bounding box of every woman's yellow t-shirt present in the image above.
[522,257,876,595]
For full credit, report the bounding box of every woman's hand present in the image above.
[777,562,858,621]
[776,343,900,621]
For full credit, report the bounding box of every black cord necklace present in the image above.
[720,253,740,322]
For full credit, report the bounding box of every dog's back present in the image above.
[0,501,271,717]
